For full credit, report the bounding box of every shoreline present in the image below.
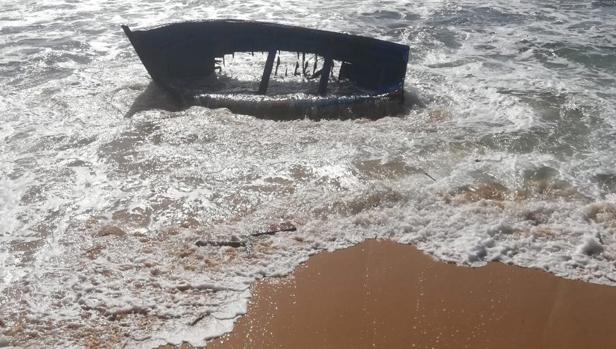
[202,239,616,349]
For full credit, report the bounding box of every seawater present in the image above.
[1,0,616,347]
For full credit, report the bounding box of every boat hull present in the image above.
[122,20,410,118]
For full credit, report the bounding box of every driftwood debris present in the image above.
[195,240,246,248]
[195,222,297,248]
[251,221,297,237]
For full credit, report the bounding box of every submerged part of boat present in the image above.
[122,20,410,118]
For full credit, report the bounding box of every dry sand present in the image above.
[184,239,616,349]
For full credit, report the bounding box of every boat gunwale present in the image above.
[122,19,409,101]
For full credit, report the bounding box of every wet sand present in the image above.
[205,239,616,349]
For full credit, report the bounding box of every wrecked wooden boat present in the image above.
[122,20,410,119]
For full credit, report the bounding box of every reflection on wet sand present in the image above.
[207,240,616,349]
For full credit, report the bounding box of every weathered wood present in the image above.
[195,240,245,248]
[274,56,281,75]
[122,20,409,98]
[318,57,334,96]
[258,49,277,94]
[251,222,297,237]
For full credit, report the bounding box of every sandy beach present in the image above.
[4,1,616,347]
[203,239,616,349]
